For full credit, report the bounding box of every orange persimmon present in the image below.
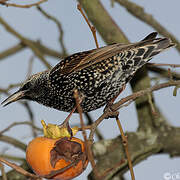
[26,136,88,180]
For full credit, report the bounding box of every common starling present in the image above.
[2,32,175,112]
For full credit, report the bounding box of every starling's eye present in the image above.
[21,82,31,91]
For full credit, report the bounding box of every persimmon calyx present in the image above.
[41,120,78,139]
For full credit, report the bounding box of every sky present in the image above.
[0,0,180,180]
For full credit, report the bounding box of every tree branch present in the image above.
[114,0,180,53]
[0,135,26,152]
[78,0,129,44]
[89,124,180,179]
[37,6,67,56]
[147,65,180,80]
[0,41,64,62]
[0,0,47,8]
[0,16,51,69]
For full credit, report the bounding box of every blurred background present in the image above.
[0,0,179,179]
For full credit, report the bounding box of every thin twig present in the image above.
[74,90,88,142]
[24,58,37,137]
[0,121,42,135]
[0,162,7,180]
[115,116,135,180]
[74,90,100,179]
[148,66,180,80]
[0,16,51,69]
[112,80,180,111]
[85,113,104,140]
[0,0,47,8]
[26,56,34,79]
[89,80,180,139]
[0,157,39,179]
[0,83,21,93]
[0,43,25,60]
[78,125,91,131]
[22,102,38,138]
[168,68,173,81]
[60,106,77,126]
[77,3,99,48]
[0,155,25,162]
[114,0,180,53]
[89,113,108,142]
[147,93,157,116]
[147,63,180,68]
[0,41,64,62]
[37,6,67,56]
[0,135,26,151]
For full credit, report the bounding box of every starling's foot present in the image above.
[59,121,73,138]
[103,103,114,113]
[59,106,77,138]
[103,105,119,119]
[104,85,126,118]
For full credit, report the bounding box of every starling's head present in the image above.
[1,71,49,107]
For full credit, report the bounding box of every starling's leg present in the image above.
[59,90,84,137]
[59,106,77,137]
[104,84,126,114]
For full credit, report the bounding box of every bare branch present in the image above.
[26,56,34,79]
[37,6,67,56]
[114,0,180,53]
[89,80,180,139]
[0,0,47,8]
[0,157,39,179]
[0,135,26,152]
[0,41,64,62]
[0,16,51,69]
[0,162,7,180]
[22,102,38,138]
[115,116,135,180]
[0,83,21,93]
[0,121,42,135]
[77,3,99,48]
[112,80,180,111]
[0,155,25,162]
[148,66,180,80]
[74,90,99,179]
[78,0,129,44]
[85,112,104,140]
[0,43,25,60]
[148,63,180,68]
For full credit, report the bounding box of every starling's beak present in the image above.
[1,90,26,107]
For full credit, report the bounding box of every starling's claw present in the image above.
[59,121,73,138]
[103,103,112,114]
[104,107,119,119]
[103,84,126,118]
[58,106,76,137]
[103,105,119,119]
[66,122,73,138]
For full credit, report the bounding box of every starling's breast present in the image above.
[47,56,126,112]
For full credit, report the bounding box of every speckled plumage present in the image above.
[2,32,175,112]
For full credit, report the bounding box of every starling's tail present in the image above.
[130,34,175,68]
[120,33,175,84]
[140,32,158,41]
[146,37,175,58]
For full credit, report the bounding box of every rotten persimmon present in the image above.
[26,136,88,180]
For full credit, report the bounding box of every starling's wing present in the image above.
[50,32,174,76]
[49,50,94,75]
